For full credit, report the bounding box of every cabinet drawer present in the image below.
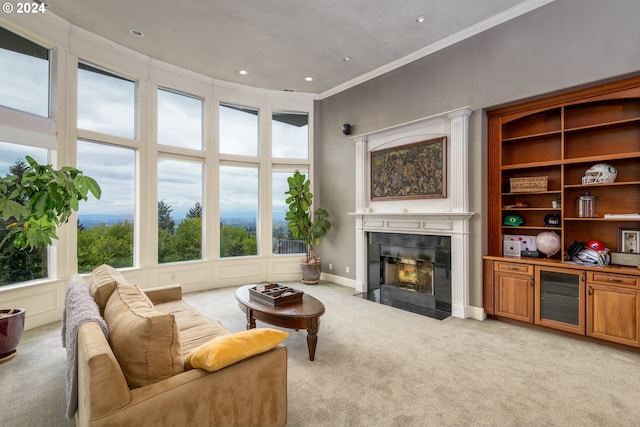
[588,272,638,288]
[494,262,533,275]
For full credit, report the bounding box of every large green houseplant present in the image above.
[0,155,101,251]
[0,156,101,362]
[284,170,331,284]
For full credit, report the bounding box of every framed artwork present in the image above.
[618,228,640,253]
[370,136,446,201]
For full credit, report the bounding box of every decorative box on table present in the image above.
[249,283,303,306]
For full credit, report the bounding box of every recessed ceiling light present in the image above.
[304,76,313,82]
[343,56,352,62]
[129,29,144,37]
[237,69,248,75]
[416,15,426,23]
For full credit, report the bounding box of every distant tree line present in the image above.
[1,160,278,284]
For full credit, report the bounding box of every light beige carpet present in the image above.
[3,281,640,426]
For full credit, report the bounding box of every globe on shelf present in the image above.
[535,231,561,258]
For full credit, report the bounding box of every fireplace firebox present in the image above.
[362,232,451,320]
[383,257,434,293]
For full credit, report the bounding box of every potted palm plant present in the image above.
[284,171,331,284]
[0,155,101,361]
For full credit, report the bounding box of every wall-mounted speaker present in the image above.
[342,123,351,135]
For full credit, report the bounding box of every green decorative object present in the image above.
[503,215,524,226]
[0,156,101,251]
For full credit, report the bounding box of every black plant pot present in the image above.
[0,308,26,363]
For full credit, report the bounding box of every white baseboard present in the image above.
[466,305,487,321]
[320,272,357,290]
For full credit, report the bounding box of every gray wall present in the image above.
[316,0,640,308]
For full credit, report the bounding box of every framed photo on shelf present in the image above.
[618,228,640,254]
[370,136,446,201]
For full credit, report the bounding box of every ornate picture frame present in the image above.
[370,136,447,201]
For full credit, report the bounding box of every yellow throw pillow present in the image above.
[185,328,288,372]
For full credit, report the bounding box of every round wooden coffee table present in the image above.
[235,284,325,361]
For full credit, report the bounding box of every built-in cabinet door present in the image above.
[587,284,640,347]
[535,266,585,334]
[495,271,534,323]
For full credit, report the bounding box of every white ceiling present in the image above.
[45,0,553,96]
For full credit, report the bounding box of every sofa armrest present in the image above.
[76,322,131,425]
[143,285,183,305]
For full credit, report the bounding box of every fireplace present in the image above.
[349,106,480,320]
[364,232,451,319]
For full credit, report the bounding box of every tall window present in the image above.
[76,62,137,272]
[158,158,203,263]
[76,141,136,272]
[219,102,260,258]
[157,88,204,263]
[0,28,50,286]
[271,111,309,255]
[219,165,258,257]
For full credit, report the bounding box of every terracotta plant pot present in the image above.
[0,308,26,363]
[301,262,322,284]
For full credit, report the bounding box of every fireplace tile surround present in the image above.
[349,107,480,320]
[365,232,452,320]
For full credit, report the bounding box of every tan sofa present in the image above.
[72,265,288,427]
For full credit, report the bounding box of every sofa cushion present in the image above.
[154,300,232,356]
[184,328,288,372]
[90,264,128,315]
[104,284,183,388]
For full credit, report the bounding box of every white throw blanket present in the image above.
[61,276,108,420]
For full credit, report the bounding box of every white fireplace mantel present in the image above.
[349,106,480,320]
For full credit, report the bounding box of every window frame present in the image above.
[77,61,138,141]
[0,21,315,290]
[75,60,140,271]
[0,28,53,286]
[215,90,313,260]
